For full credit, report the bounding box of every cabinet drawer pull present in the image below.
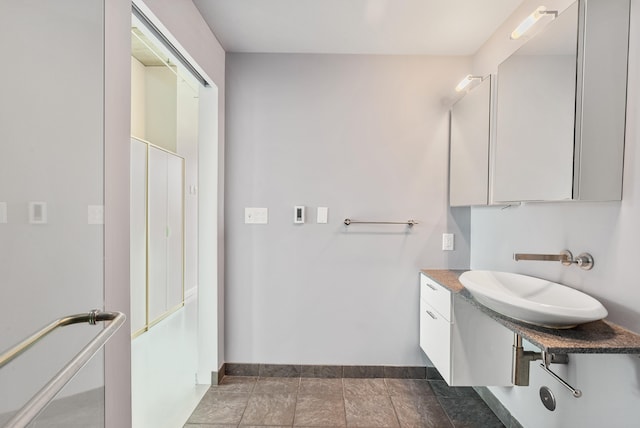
[426,310,437,320]
[424,282,437,291]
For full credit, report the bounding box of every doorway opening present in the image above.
[129,8,219,427]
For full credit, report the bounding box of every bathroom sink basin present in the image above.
[459,270,607,329]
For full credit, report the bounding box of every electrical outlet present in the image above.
[442,233,454,251]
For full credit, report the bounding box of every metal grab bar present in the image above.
[539,363,582,398]
[344,219,418,226]
[0,310,120,369]
[0,310,125,428]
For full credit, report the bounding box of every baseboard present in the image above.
[211,363,226,385]
[474,386,524,428]
[222,363,428,379]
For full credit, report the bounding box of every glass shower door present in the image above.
[0,0,107,426]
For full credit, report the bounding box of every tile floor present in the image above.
[184,376,505,428]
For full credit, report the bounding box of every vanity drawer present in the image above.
[420,298,451,380]
[420,273,452,321]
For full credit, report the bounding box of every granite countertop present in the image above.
[421,269,640,354]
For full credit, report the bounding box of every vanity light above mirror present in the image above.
[510,6,558,40]
[454,75,483,92]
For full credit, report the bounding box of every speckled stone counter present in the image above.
[421,269,640,355]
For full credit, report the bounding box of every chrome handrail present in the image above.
[0,310,125,428]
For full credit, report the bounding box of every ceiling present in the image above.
[193,0,526,55]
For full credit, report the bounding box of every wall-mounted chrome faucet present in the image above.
[513,250,594,270]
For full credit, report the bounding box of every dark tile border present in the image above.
[474,386,524,428]
[426,366,444,380]
[300,365,343,378]
[343,365,385,378]
[384,365,427,379]
[258,364,302,377]
[225,363,260,376]
[222,364,428,379]
[213,363,226,385]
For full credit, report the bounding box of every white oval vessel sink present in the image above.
[459,270,608,329]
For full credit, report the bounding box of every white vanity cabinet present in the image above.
[419,273,513,386]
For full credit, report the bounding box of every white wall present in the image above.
[146,66,178,152]
[177,78,200,296]
[470,0,640,426]
[104,0,134,425]
[131,57,147,140]
[225,53,471,365]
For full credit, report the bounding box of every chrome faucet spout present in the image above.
[513,250,594,270]
[513,253,570,262]
[513,250,573,265]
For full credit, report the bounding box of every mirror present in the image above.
[492,0,629,203]
[493,2,578,202]
[0,0,106,425]
[450,77,491,206]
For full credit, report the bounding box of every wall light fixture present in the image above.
[510,6,558,40]
[455,75,483,92]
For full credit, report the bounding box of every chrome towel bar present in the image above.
[344,219,418,226]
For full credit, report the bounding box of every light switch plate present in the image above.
[245,207,268,224]
[317,207,328,224]
[442,233,454,251]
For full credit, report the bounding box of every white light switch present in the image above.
[0,202,6,224]
[442,233,454,251]
[88,205,104,225]
[317,207,328,224]
[245,207,268,224]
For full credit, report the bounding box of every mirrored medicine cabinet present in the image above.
[492,0,630,203]
[450,77,492,207]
